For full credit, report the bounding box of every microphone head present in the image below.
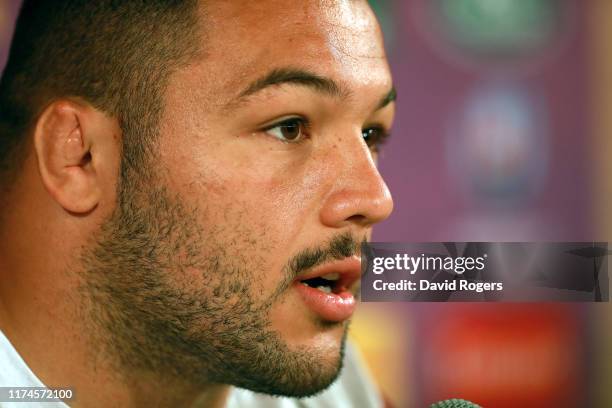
[429,398,482,408]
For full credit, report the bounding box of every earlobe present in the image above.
[34,101,101,214]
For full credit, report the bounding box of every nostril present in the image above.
[80,151,92,166]
[346,214,367,224]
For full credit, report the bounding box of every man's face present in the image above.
[85,0,394,397]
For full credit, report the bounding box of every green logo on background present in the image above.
[436,0,562,56]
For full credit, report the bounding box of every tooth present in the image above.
[321,273,340,281]
[317,286,332,294]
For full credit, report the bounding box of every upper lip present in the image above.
[293,256,362,293]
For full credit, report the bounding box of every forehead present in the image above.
[191,0,391,100]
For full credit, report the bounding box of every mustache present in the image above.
[286,232,366,277]
[265,232,365,303]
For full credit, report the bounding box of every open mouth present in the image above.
[293,257,361,323]
[299,272,341,294]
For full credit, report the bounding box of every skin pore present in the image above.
[0,1,395,407]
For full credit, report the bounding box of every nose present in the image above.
[319,137,394,229]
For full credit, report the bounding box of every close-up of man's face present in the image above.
[79,0,395,399]
[3,1,606,408]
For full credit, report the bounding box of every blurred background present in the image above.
[353,0,612,407]
[1,0,610,407]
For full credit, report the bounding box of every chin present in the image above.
[224,326,348,398]
[241,349,345,398]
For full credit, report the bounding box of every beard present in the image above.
[78,168,361,398]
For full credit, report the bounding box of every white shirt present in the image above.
[0,329,382,407]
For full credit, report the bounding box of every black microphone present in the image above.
[429,398,482,408]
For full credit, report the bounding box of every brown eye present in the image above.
[362,126,389,149]
[264,118,309,142]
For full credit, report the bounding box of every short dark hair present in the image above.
[0,0,202,184]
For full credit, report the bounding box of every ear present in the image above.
[34,100,120,214]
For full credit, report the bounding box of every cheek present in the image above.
[182,147,330,243]
[159,131,336,286]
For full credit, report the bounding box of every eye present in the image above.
[362,126,390,151]
[263,117,310,143]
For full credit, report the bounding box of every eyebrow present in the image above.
[237,68,347,100]
[231,67,396,111]
[377,87,396,110]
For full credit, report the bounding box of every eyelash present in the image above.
[262,117,311,143]
[261,117,391,151]
[362,126,391,153]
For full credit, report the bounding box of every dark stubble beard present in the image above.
[79,170,362,398]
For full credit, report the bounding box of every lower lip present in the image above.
[293,282,356,322]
